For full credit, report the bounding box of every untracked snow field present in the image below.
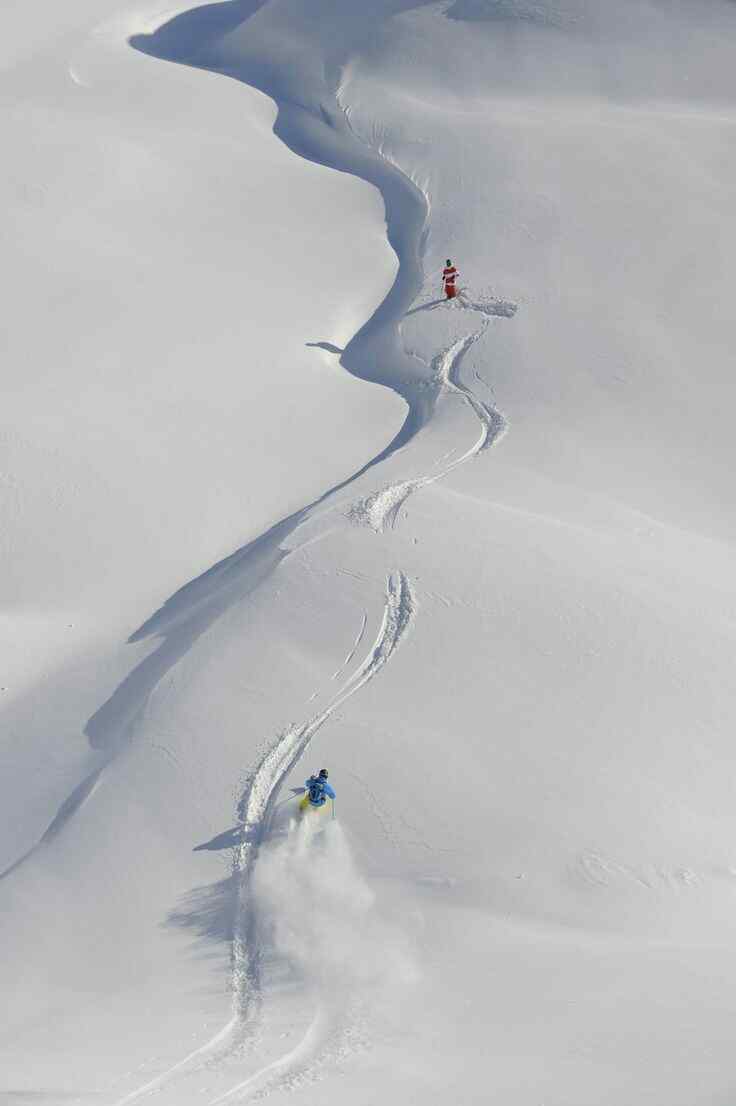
[3,1,736,1103]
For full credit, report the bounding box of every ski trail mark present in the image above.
[331,611,368,680]
[112,573,415,1105]
[230,571,415,1013]
[458,291,518,318]
[406,293,518,319]
[219,572,414,1101]
[112,1018,238,1106]
[207,1008,329,1105]
[349,326,506,533]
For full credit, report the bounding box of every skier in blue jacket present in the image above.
[303,768,335,809]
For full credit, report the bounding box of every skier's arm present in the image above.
[324,782,336,800]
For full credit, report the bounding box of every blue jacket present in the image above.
[305,776,335,806]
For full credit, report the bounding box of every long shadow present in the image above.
[130,1,431,391]
[305,340,344,355]
[132,0,268,64]
[0,766,104,882]
[194,825,246,852]
[404,297,447,316]
[166,875,237,945]
[82,2,437,757]
[191,786,303,852]
[84,384,432,753]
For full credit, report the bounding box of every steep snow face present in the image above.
[4,1,736,1104]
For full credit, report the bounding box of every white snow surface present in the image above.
[3,0,736,1102]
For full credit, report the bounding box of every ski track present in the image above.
[208,1008,329,1105]
[112,1017,239,1106]
[223,571,415,1097]
[112,573,415,1105]
[349,319,507,533]
[405,290,518,319]
[331,611,368,680]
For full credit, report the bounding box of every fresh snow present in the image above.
[3,1,736,1104]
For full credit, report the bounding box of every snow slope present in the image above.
[4,1,736,1103]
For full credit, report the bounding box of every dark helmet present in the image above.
[318,768,329,779]
[446,258,452,266]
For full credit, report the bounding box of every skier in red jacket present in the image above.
[442,259,458,299]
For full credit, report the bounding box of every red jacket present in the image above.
[443,265,458,287]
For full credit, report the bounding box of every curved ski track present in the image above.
[219,571,415,1102]
[113,572,415,1104]
[350,319,507,532]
